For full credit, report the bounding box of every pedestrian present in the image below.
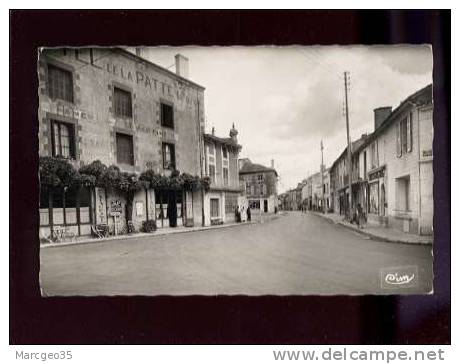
[357,203,363,229]
[247,206,251,221]
[235,206,241,223]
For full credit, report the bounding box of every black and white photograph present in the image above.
[38,45,434,296]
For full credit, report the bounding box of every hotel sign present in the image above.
[104,61,194,104]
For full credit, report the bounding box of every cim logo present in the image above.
[380,266,418,289]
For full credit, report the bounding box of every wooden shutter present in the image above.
[396,121,401,157]
[407,112,413,152]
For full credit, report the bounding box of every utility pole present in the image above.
[344,71,353,220]
[320,140,325,214]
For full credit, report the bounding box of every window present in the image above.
[363,151,367,178]
[161,102,174,128]
[207,143,215,155]
[371,142,378,168]
[258,174,263,181]
[116,133,134,165]
[407,113,413,152]
[162,143,176,170]
[223,167,229,186]
[222,147,228,159]
[48,64,74,102]
[113,87,132,118]
[210,198,220,218]
[397,114,413,157]
[250,200,260,209]
[396,176,411,212]
[51,120,75,159]
[225,193,238,214]
[401,117,408,153]
[209,164,216,184]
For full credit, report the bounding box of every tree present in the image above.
[39,156,78,188]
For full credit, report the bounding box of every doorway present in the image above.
[264,199,268,213]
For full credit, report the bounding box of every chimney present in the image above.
[238,158,250,170]
[373,106,392,130]
[211,126,215,136]
[135,47,142,57]
[175,54,189,78]
[271,159,275,169]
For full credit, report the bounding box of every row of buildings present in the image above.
[38,47,278,237]
[280,84,433,236]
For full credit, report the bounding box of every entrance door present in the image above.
[264,199,268,213]
[167,190,178,228]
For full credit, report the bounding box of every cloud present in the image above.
[141,46,432,192]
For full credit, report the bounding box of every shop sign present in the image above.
[110,200,122,216]
[422,149,433,157]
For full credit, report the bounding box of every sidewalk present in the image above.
[307,211,433,245]
[41,213,279,249]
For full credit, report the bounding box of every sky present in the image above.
[139,45,432,193]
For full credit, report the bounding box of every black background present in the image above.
[10,10,450,344]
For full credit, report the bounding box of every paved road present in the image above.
[40,211,433,295]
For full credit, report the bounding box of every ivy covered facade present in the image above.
[38,47,215,236]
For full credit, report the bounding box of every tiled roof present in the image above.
[203,133,241,148]
[239,160,278,176]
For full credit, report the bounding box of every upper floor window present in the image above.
[51,120,75,159]
[161,102,174,129]
[222,147,228,159]
[207,143,215,156]
[48,64,74,103]
[162,142,176,170]
[371,141,378,168]
[258,174,263,181]
[116,133,134,165]
[397,113,413,157]
[223,167,229,186]
[113,87,132,118]
[209,164,216,184]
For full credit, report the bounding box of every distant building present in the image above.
[239,158,278,213]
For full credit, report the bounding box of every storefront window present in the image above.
[369,182,379,214]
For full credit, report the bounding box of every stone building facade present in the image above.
[203,125,245,225]
[239,159,278,213]
[356,84,433,235]
[329,84,433,235]
[38,47,206,236]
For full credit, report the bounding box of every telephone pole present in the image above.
[344,71,353,220]
[320,140,325,214]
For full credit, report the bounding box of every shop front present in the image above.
[367,166,387,227]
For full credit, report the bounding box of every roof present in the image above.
[114,48,206,91]
[239,160,278,177]
[330,83,432,172]
[203,133,241,149]
[361,83,433,145]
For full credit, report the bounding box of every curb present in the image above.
[308,212,432,245]
[40,217,276,249]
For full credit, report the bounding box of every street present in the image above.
[40,212,433,296]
